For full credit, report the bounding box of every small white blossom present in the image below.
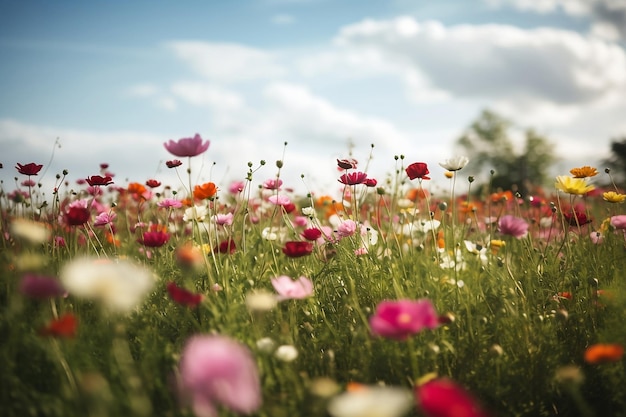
[274,345,299,362]
[439,156,469,171]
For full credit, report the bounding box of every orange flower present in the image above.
[105,231,121,247]
[437,230,445,249]
[406,188,429,201]
[193,182,217,200]
[491,190,514,203]
[584,343,624,364]
[128,182,147,195]
[40,313,78,338]
[315,195,344,218]
[570,166,598,178]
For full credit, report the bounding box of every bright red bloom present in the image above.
[16,162,43,176]
[369,299,439,340]
[166,159,183,168]
[86,175,114,186]
[282,241,314,257]
[584,343,624,364]
[406,162,430,180]
[338,171,368,185]
[302,228,322,241]
[40,313,78,338]
[139,230,170,247]
[563,210,592,226]
[365,178,378,187]
[164,133,210,157]
[167,282,203,307]
[416,378,488,417]
[64,201,91,226]
[146,179,161,188]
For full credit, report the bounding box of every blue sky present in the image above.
[1,0,625,195]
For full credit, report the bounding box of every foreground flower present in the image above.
[602,191,626,203]
[167,282,203,307]
[555,176,595,195]
[282,241,314,258]
[179,335,262,417]
[271,275,314,300]
[498,215,529,239]
[584,343,624,364]
[370,299,439,340]
[570,166,598,178]
[406,162,430,180]
[164,133,210,157]
[328,386,413,417]
[439,156,469,172]
[416,378,488,417]
[10,218,50,244]
[16,162,43,176]
[40,313,78,338]
[19,274,65,299]
[60,257,155,313]
[337,219,357,238]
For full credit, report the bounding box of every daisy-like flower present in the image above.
[93,212,116,227]
[183,205,208,222]
[555,176,595,195]
[212,213,234,227]
[164,133,210,157]
[16,162,43,176]
[157,198,183,209]
[369,299,439,340]
[328,386,413,417]
[263,178,283,190]
[338,171,368,185]
[271,275,314,300]
[570,166,598,178]
[439,156,469,172]
[602,191,626,203]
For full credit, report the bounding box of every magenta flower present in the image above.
[179,335,262,417]
[498,215,529,239]
[164,134,210,157]
[16,162,43,176]
[271,275,314,300]
[268,194,292,206]
[19,274,65,299]
[228,180,245,194]
[369,299,439,340]
[263,178,283,190]
[93,212,117,227]
[416,378,488,417]
[212,213,234,227]
[157,198,183,209]
[610,215,626,230]
[337,219,357,238]
[339,171,368,185]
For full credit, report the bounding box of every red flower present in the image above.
[164,133,210,157]
[584,343,624,364]
[302,228,322,241]
[406,162,430,180]
[338,171,368,185]
[337,158,358,170]
[64,201,91,226]
[365,178,378,187]
[40,313,78,338]
[167,282,203,307]
[139,231,170,247]
[282,241,314,257]
[16,162,43,176]
[416,378,488,417]
[166,159,183,168]
[217,239,237,254]
[146,179,161,188]
[86,175,114,186]
[563,210,592,226]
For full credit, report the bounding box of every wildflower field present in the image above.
[2,135,626,417]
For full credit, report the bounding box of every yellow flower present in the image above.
[555,176,595,195]
[490,239,505,254]
[602,191,626,203]
[570,166,598,178]
[444,171,454,179]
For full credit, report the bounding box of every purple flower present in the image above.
[369,299,439,340]
[164,134,210,157]
[271,275,314,300]
[498,215,529,239]
[180,335,262,417]
[19,274,65,299]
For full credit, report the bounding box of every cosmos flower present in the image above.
[406,162,430,180]
[271,275,314,300]
[302,227,322,241]
[193,182,218,200]
[282,241,314,258]
[183,205,208,222]
[164,133,210,157]
[263,178,283,190]
[555,176,594,195]
[337,220,357,238]
[166,159,183,168]
[139,230,170,247]
[179,335,262,417]
[145,179,161,188]
[157,198,183,209]
[167,282,203,307]
[498,215,529,239]
[338,171,368,185]
[16,162,43,176]
[416,378,488,417]
[439,156,469,172]
[86,175,114,186]
[63,199,91,226]
[369,299,439,340]
[337,158,358,170]
[40,313,78,339]
[212,213,234,227]
[93,212,117,227]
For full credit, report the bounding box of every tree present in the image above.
[456,110,556,196]
[601,137,626,187]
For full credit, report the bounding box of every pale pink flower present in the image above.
[164,133,210,157]
[180,335,262,417]
[268,194,292,206]
[590,231,604,245]
[610,215,626,230]
[271,275,314,300]
[263,178,283,190]
[337,220,357,238]
[93,212,116,227]
[498,215,529,239]
[228,180,245,194]
[212,213,234,227]
[157,198,183,209]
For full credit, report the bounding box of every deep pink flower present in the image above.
[610,215,626,230]
[16,162,43,176]
[282,241,314,258]
[337,158,358,170]
[146,179,161,188]
[64,200,91,226]
[406,162,430,180]
[416,378,488,417]
[369,299,439,340]
[302,228,322,241]
[563,209,592,226]
[167,282,203,307]
[338,171,368,185]
[164,134,210,157]
[271,275,314,300]
[179,335,262,417]
[498,215,529,239]
[365,178,378,187]
[139,231,170,247]
[94,212,116,227]
[86,175,114,186]
[19,274,65,299]
[166,159,183,168]
[263,178,283,190]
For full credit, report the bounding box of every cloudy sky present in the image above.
[1,0,625,196]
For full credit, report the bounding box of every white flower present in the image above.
[183,205,208,222]
[245,290,277,312]
[60,257,155,313]
[464,240,488,265]
[327,386,413,417]
[302,206,316,218]
[274,345,299,362]
[439,156,469,171]
[10,218,50,244]
[256,337,276,353]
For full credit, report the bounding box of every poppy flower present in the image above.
[64,200,91,226]
[40,313,78,338]
[584,343,624,364]
[139,230,170,247]
[193,182,218,200]
[179,335,262,417]
[302,228,322,241]
[611,215,626,229]
[217,239,236,254]
[369,299,439,340]
[339,171,368,185]
[145,179,161,188]
[406,162,430,180]
[167,282,203,307]
[282,241,314,258]
[166,159,183,168]
[271,275,314,300]
[563,210,592,226]
[16,162,43,176]
[19,274,65,299]
[497,215,529,239]
[416,378,488,417]
[86,175,114,186]
[164,133,210,157]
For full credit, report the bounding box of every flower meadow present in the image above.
[2,135,626,417]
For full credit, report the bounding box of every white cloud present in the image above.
[126,83,160,98]
[272,14,296,25]
[170,81,244,110]
[167,41,287,82]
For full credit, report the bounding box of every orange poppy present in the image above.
[406,188,429,201]
[584,343,624,364]
[193,182,218,200]
[491,190,514,203]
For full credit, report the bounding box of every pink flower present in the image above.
[212,213,234,226]
[268,194,292,206]
[302,227,322,241]
[369,299,439,340]
[263,178,283,190]
[164,134,210,157]
[610,215,626,230]
[228,180,245,194]
[416,378,488,417]
[271,275,314,300]
[338,171,368,185]
[94,212,116,227]
[590,231,603,245]
[19,274,65,299]
[498,215,529,239]
[157,198,183,209]
[337,220,357,238]
[179,335,262,417]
